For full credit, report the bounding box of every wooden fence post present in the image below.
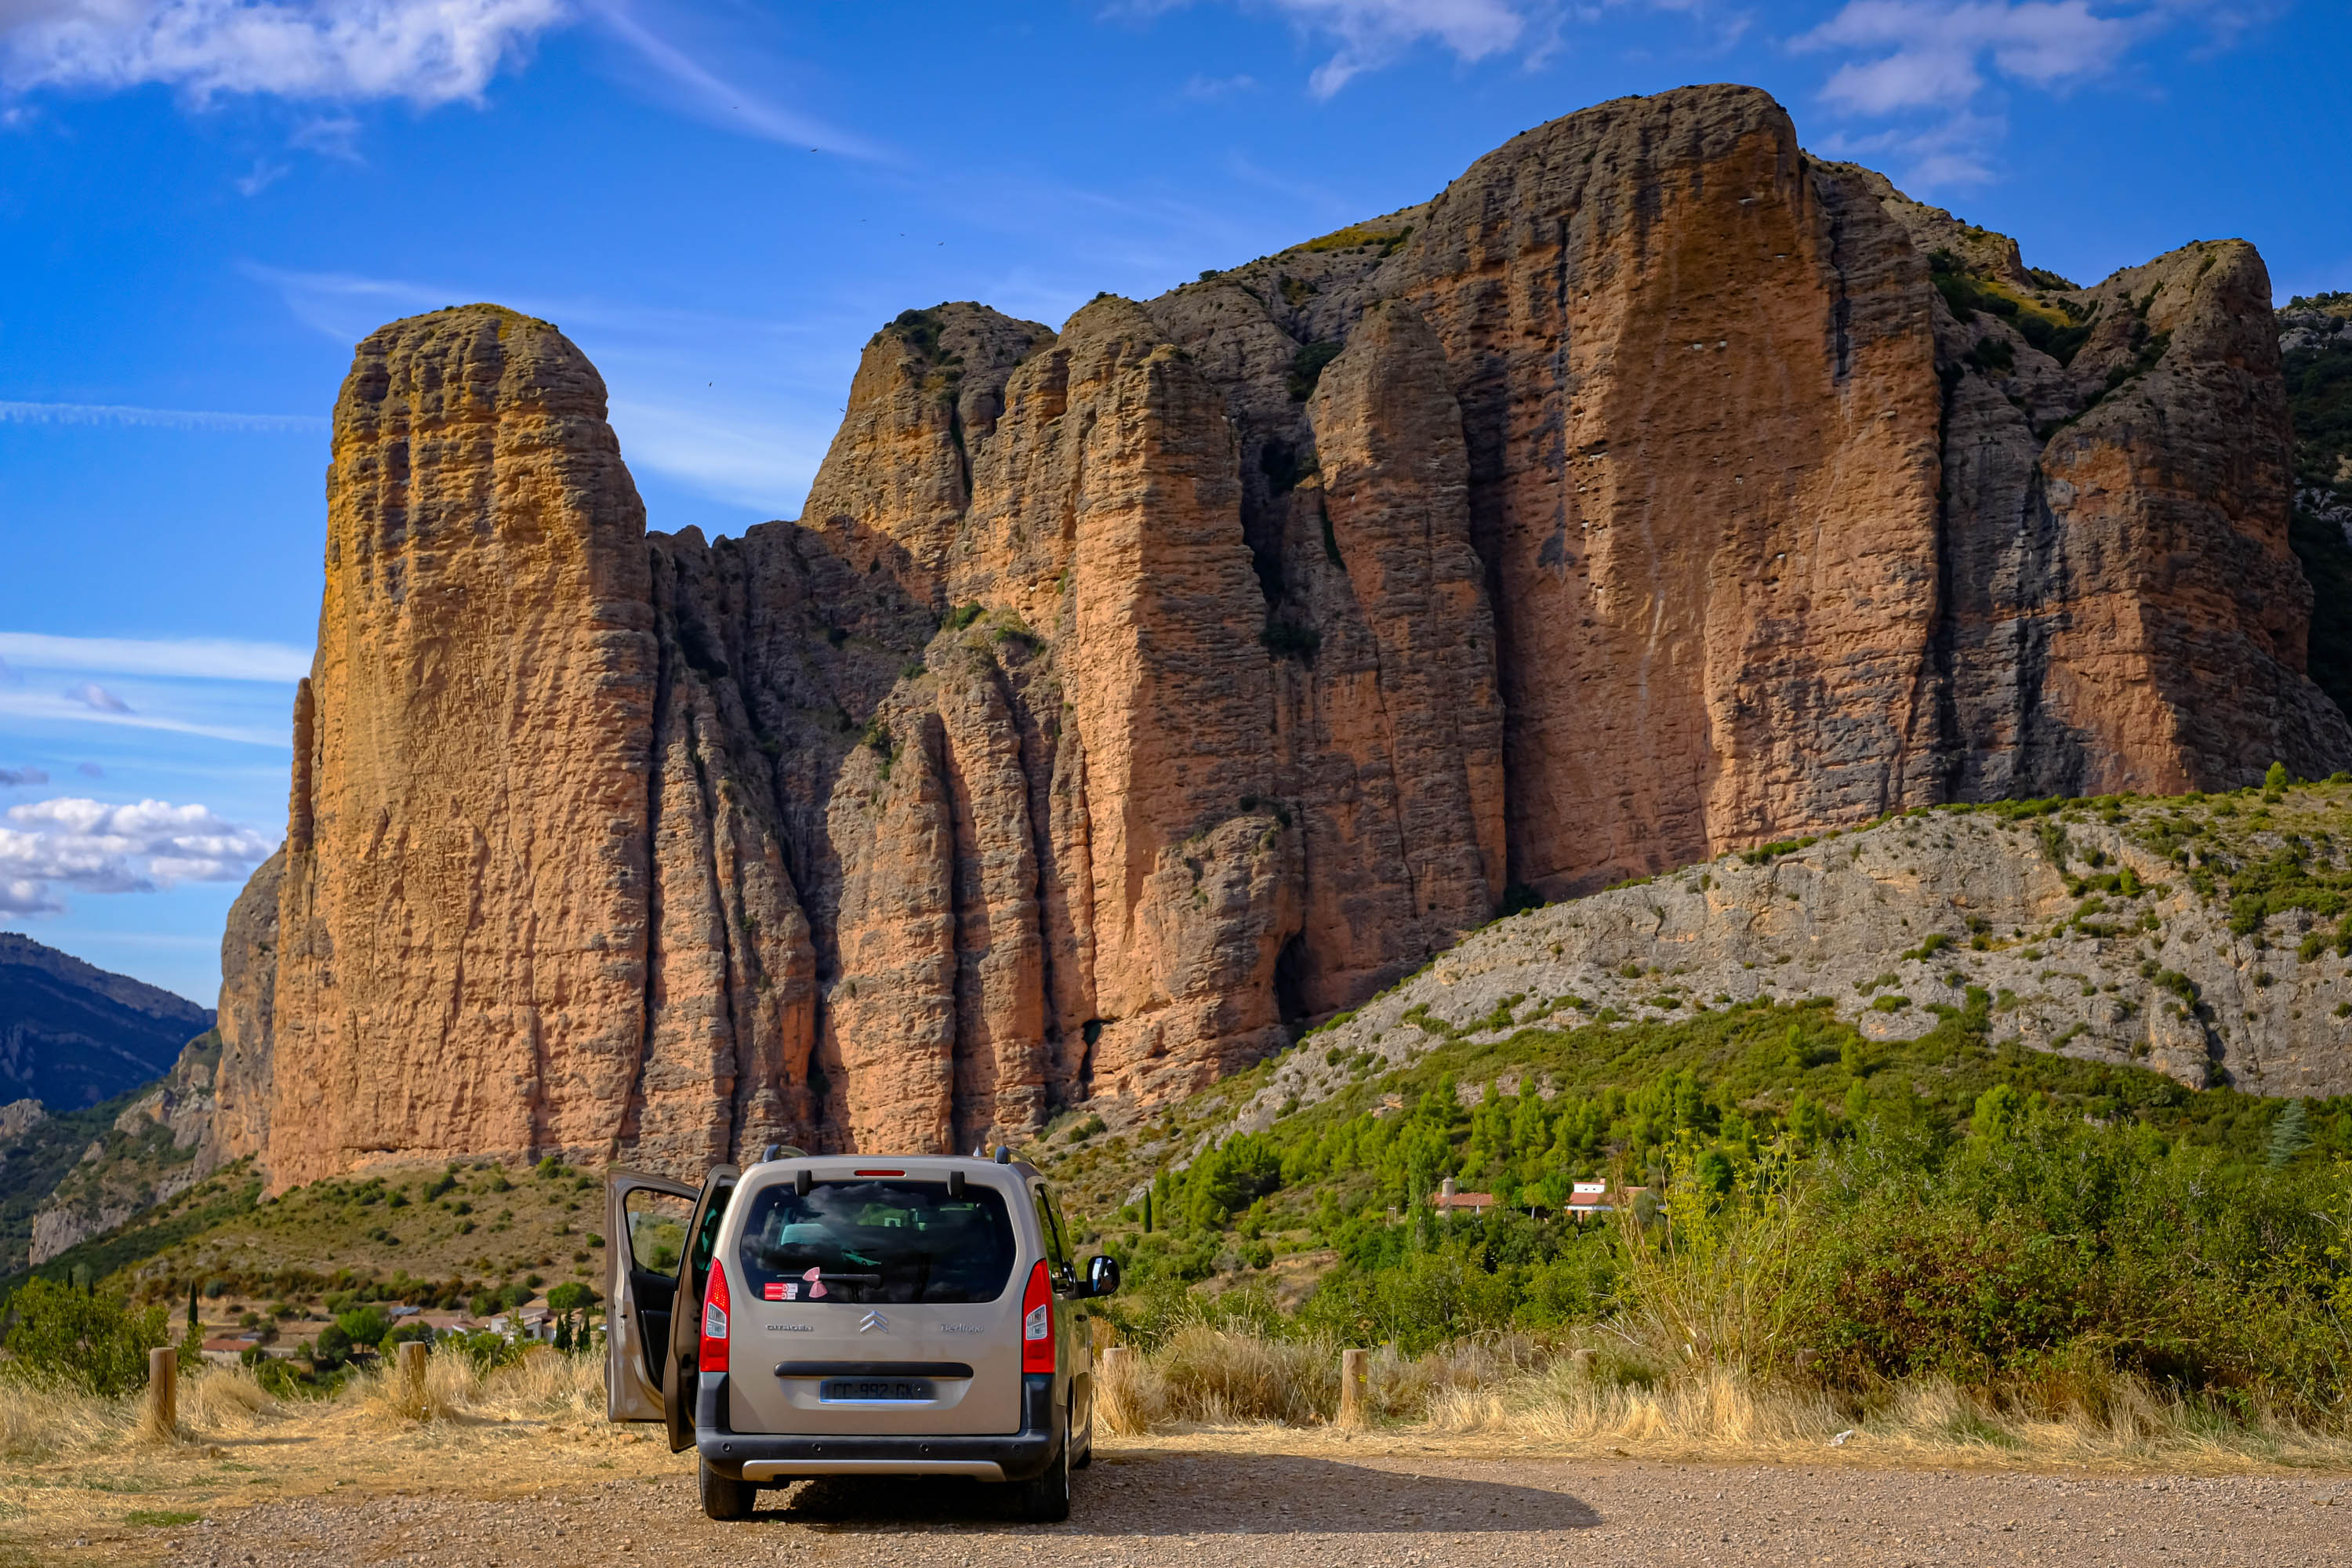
[1338,1347,1369,1429]
[398,1340,428,1410]
[146,1345,176,1443]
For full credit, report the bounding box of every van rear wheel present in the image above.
[1009,1399,1073,1523]
[699,1458,755,1520]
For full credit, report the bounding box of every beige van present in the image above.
[605,1148,1120,1522]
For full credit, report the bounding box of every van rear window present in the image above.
[735,1180,1015,1305]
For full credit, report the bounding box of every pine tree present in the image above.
[2267,1098,2310,1169]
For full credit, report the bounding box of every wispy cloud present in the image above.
[0,768,48,787]
[289,112,363,158]
[581,0,886,159]
[0,795,278,915]
[63,681,132,713]
[0,691,291,748]
[606,397,829,515]
[241,261,856,513]
[1797,0,2143,112]
[234,157,289,195]
[0,0,568,106]
[1181,71,1258,99]
[1254,0,1532,97]
[0,399,325,434]
[1791,1,2256,188]
[0,633,313,683]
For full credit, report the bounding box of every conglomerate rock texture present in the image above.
[218,84,2352,1186]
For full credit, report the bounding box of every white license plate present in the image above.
[819,1377,935,1402]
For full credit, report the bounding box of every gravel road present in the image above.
[155,1445,2352,1568]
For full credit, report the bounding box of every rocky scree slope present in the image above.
[1224,781,2352,1142]
[196,83,2350,1191]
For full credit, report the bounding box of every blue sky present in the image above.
[2,0,2347,1005]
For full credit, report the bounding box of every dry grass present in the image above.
[0,1352,666,1565]
[348,1345,604,1428]
[1098,1325,2352,1471]
[1157,1325,1335,1425]
[0,1375,132,1459]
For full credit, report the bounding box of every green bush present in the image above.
[1,1278,170,1396]
[313,1322,353,1366]
[546,1281,597,1312]
[334,1305,393,1348]
[1286,341,1343,401]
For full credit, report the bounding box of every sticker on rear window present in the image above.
[764,1282,793,1301]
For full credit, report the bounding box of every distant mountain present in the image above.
[0,933,212,1109]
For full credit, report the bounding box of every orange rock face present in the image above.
[220,85,2351,1186]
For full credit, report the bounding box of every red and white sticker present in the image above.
[763,1283,787,1301]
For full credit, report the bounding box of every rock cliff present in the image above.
[215,84,2352,1186]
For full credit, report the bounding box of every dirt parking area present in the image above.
[142,1438,2352,1568]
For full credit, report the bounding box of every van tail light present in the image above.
[699,1258,731,1374]
[1020,1259,1054,1374]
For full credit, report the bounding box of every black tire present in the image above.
[700,1458,756,1521]
[1010,1401,1073,1523]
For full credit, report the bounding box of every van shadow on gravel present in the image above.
[766,1451,1602,1536]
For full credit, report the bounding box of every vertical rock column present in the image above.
[1298,298,1507,1001]
[205,848,283,1167]
[1399,85,1945,895]
[1055,302,1301,1100]
[267,306,661,1190]
[2032,242,2352,789]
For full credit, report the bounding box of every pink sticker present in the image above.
[803,1266,822,1280]
[811,1281,827,1298]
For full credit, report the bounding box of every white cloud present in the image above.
[0,632,313,682]
[0,399,325,434]
[1254,0,1530,96]
[1792,1,2249,189]
[1810,107,2007,187]
[0,795,277,914]
[0,0,570,105]
[1798,1,2142,113]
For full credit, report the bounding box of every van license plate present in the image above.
[820,1377,935,1402]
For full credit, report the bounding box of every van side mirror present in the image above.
[1082,1254,1121,1298]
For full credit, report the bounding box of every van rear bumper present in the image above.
[696,1370,1063,1483]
